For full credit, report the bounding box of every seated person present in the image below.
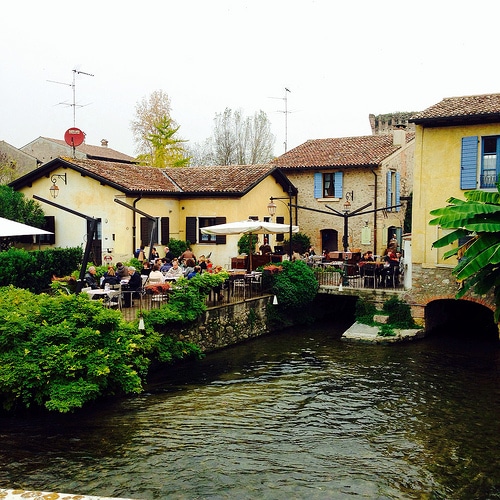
[148,264,165,284]
[123,266,142,307]
[165,258,184,279]
[101,267,120,288]
[360,251,374,262]
[115,262,129,280]
[160,258,172,272]
[141,261,152,277]
[84,266,99,289]
[183,258,196,277]
[198,255,208,272]
[187,265,201,279]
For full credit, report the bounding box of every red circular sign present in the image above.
[64,127,85,147]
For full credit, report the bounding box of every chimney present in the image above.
[101,139,109,147]
[392,128,406,147]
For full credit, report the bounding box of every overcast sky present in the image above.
[1,0,499,159]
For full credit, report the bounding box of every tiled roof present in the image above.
[12,157,280,196]
[43,137,136,163]
[411,93,500,124]
[272,134,414,169]
[164,164,277,193]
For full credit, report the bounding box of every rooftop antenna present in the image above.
[269,87,291,153]
[48,69,94,126]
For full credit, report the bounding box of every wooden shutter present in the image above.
[186,217,197,244]
[395,172,401,212]
[39,215,55,245]
[276,216,284,241]
[334,171,343,198]
[314,172,322,198]
[460,136,478,189]
[386,171,392,208]
[140,217,158,246]
[160,217,169,245]
[215,216,226,244]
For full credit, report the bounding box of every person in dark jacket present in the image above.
[123,266,143,307]
[84,266,99,289]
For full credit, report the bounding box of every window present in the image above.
[186,216,227,245]
[38,216,55,245]
[199,217,217,242]
[460,135,500,189]
[314,172,343,199]
[481,136,500,188]
[140,216,169,246]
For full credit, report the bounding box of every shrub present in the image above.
[382,296,415,329]
[355,297,378,325]
[283,232,311,254]
[0,285,203,414]
[168,239,190,258]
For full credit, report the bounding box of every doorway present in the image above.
[321,229,338,253]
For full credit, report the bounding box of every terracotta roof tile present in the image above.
[59,158,277,195]
[411,93,500,124]
[165,164,276,193]
[272,134,413,169]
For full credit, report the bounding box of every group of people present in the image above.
[358,244,403,287]
[134,245,214,283]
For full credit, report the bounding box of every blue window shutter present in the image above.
[334,171,343,198]
[314,172,322,198]
[386,171,392,208]
[395,172,401,212]
[460,136,478,189]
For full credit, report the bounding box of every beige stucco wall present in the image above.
[286,139,413,257]
[18,166,292,270]
[412,123,500,267]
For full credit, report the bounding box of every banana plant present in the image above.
[430,188,500,320]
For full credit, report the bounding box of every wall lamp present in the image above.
[49,173,67,199]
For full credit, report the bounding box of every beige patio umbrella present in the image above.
[201,219,299,271]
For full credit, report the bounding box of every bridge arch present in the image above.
[425,298,498,341]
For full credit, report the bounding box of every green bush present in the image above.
[355,297,378,325]
[283,232,311,254]
[0,247,82,293]
[382,296,415,328]
[0,285,203,414]
[168,238,190,258]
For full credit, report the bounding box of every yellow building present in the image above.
[10,157,296,269]
[411,93,500,267]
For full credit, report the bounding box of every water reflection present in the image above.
[0,322,498,499]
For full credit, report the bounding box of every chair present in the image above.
[361,263,377,289]
[250,272,263,295]
[232,275,248,299]
[105,287,122,309]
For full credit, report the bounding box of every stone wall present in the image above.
[168,296,273,353]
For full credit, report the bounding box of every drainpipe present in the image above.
[132,195,142,254]
[371,170,378,254]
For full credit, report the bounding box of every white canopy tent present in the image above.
[201,219,299,270]
[0,217,52,237]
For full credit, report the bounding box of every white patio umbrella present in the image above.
[201,219,299,271]
[0,217,52,237]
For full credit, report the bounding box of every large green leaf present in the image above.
[464,189,500,204]
[432,228,470,248]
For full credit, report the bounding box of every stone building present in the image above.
[272,130,414,257]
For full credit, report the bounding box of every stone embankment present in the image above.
[0,489,134,500]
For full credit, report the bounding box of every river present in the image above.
[0,320,499,500]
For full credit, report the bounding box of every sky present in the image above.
[2,0,500,159]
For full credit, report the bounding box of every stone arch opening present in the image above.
[425,299,498,341]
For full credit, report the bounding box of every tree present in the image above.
[0,185,45,227]
[430,188,500,320]
[137,116,190,168]
[131,90,175,156]
[0,185,45,250]
[190,108,276,166]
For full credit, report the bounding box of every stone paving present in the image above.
[341,322,425,344]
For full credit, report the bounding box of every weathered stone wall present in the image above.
[169,296,273,353]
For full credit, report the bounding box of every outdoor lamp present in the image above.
[49,182,60,199]
[267,200,277,217]
[49,173,67,199]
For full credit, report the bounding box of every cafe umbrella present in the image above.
[201,219,299,271]
[0,217,52,237]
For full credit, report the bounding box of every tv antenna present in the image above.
[269,87,291,153]
[47,69,94,127]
